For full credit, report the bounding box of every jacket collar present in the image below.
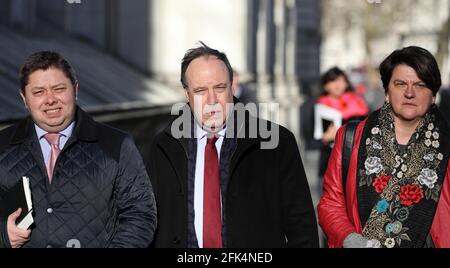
[158,99,264,191]
[161,99,260,158]
[10,106,97,145]
[71,106,97,142]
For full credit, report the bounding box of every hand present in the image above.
[322,124,337,144]
[7,208,31,248]
[343,233,369,248]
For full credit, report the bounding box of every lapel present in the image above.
[229,140,258,178]
[228,110,259,179]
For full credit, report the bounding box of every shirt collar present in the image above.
[35,121,76,140]
[196,123,226,140]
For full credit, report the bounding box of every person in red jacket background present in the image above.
[318,46,450,248]
[316,67,369,181]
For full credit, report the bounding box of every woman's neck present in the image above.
[394,116,421,145]
[329,93,345,100]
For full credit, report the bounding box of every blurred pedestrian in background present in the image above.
[316,67,369,185]
[232,70,258,117]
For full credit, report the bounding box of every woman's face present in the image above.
[324,76,348,98]
[386,64,435,124]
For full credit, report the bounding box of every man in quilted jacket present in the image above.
[0,51,157,248]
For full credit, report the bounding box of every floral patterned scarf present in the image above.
[357,103,450,248]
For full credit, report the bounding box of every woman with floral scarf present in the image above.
[318,46,450,248]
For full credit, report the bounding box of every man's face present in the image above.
[184,56,234,132]
[21,68,78,133]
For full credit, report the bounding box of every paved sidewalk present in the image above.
[301,149,327,248]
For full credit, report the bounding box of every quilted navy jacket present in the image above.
[0,107,157,248]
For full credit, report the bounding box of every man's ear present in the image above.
[20,90,29,110]
[184,89,189,103]
[74,81,79,100]
[231,84,236,96]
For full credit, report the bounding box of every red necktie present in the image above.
[203,136,222,248]
[44,133,61,183]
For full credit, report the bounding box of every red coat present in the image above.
[317,92,369,121]
[318,119,450,248]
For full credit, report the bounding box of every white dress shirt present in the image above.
[194,124,226,248]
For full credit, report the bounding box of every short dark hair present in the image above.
[180,41,233,89]
[320,66,354,95]
[379,46,441,96]
[19,51,77,93]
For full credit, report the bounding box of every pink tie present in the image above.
[44,133,61,183]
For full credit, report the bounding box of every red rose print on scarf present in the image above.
[373,175,391,193]
[400,184,424,206]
